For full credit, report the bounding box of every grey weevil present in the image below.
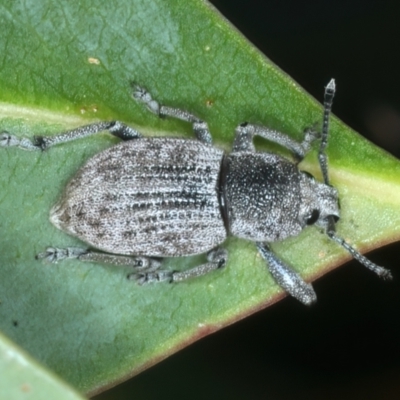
[0,80,392,305]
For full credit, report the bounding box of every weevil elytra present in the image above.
[0,80,392,305]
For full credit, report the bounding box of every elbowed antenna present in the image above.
[319,79,393,280]
[328,232,392,280]
[319,78,336,186]
[319,79,336,235]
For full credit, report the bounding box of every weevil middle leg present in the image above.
[232,122,319,160]
[129,247,227,284]
[132,83,213,144]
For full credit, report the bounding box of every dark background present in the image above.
[95,1,400,399]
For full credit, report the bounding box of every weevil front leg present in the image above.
[256,243,317,305]
[233,122,319,161]
[132,83,213,144]
[0,120,141,151]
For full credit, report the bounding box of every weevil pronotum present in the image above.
[0,80,392,305]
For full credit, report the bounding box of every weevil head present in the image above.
[298,171,340,229]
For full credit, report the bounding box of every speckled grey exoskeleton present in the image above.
[0,80,392,305]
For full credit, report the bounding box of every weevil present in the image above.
[0,80,392,305]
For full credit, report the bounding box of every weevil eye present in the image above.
[306,209,320,225]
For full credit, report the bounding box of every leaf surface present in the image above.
[0,331,85,399]
[1,0,400,395]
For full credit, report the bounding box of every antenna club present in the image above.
[326,78,336,92]
[327,231,393,281]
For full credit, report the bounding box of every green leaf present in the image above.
[1,0,400,396]
[0,331,86,399]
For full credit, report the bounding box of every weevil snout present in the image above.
[299,172,340,229]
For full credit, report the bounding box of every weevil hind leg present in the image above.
[256,243,317,305]
[131,83,213,144]
[1,121,142,151]
[36,246,162,272]
[37,246,228,285]
[36,247,88,263]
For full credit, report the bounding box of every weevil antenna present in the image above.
[319,80,391,279]
[327,231,393,280]
[319,78,336,186]
[319,79,337,233]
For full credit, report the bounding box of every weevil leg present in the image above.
[130,247,228,284]
[132,83,212,144]
[171,247,228,282]
[233,122,319,161]
[256,243,317,305]
[0,121,141,151]
[36,246,227,284]
[36,247,88,262]
[36,246,161,272]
